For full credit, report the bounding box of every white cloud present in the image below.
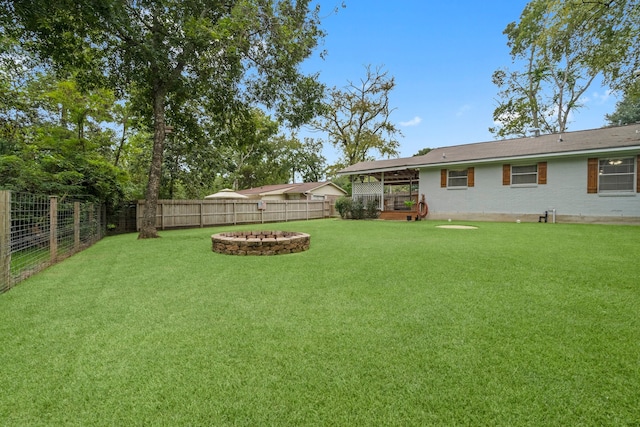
[399,116,422,127]
[591,89,613,104]
[456,104,472,117]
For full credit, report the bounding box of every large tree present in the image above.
[312,65,401,167]
[287,136,326,182]
[490,0,640,138]
[11,0,326,238]
[0,71,126,201]
[605,86,640,126]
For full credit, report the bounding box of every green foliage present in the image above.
[1,220,639,424]
[413,147,432,156]
[328,174,352,195]
[404,199,416,209]
[606,92,640,126]
[365,199,380,219]
[334,196,352,219]
[0,0,335,223]
[10,0,328,236]
[288,137,327,183]
[0,70,126,204]
[350,198,365,219]
[312,65,401,165]
[491,0,640,138]
[335,196,379,219]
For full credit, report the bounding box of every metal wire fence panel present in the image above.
[0,191,105,292]
[7,192,51,288]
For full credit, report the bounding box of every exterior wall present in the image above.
[260,186,346,201]
[285,193,305,200]
[309,186,347,198]
[419,156,640,223]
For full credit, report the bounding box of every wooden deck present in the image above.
[379,210,417,221]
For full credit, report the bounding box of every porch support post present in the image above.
[380,172,385,211]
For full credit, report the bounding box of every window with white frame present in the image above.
[448,169,468,187]
[511,164,538,185]
[598,158,635,192]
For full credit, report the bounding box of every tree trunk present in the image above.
[138,80,166,239]
[114,109,128,167]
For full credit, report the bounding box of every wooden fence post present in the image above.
[50,196,58,263]
[136,200,143,231]
[160,201,165,230]
[0,190,11,292]
[74,201,80,252]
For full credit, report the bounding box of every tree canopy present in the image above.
[7,0,328,238]
[490,0,640,138]
[606,90,640,126]
[311,65,401,168]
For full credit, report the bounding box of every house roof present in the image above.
[237,181,347,196]
[204,189,249,199]
[339,124,640,176]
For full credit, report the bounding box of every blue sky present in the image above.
[301,0,619,164]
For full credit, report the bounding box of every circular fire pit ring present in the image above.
[211,231,310,256]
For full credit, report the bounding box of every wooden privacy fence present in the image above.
[0,191,104,292]
[137,199,333,230]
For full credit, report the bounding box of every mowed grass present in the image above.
[1,219,639,425]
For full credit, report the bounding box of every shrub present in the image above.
[351,198,365,219]
[335,197,379,220]
[335,197,352,219]
[365,199,380,219]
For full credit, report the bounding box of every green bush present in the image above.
[365,199,380,219]
[351,199,365,219]
[335,197,352,219]
[335,197,379,220]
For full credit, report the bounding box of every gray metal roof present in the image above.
[339,124,640,175]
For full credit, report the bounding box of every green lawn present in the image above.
[1,219,639,425]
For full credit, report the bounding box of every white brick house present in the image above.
[339,125,640,223]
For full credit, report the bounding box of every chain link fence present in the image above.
[0,191,104,292]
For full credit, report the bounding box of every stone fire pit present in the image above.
[211,231,310,256]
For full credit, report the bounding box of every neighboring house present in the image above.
[238,182,348,202]
[338,124,640,223]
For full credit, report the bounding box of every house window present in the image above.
[598,158,635,192]
[511,165,538,185]
[503,162,546,186]
[448,170,468,187]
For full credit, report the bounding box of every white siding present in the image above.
[419,157,640,220]
[309,186,346,197]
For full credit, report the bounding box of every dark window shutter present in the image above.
[538,162,547,185]
[441,169,447,188]
[587,158,598,193]
[468,167,474,187]
[502,164,510,185]
[637,156,640,193]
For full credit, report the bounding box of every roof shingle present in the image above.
[339,125,640,175]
